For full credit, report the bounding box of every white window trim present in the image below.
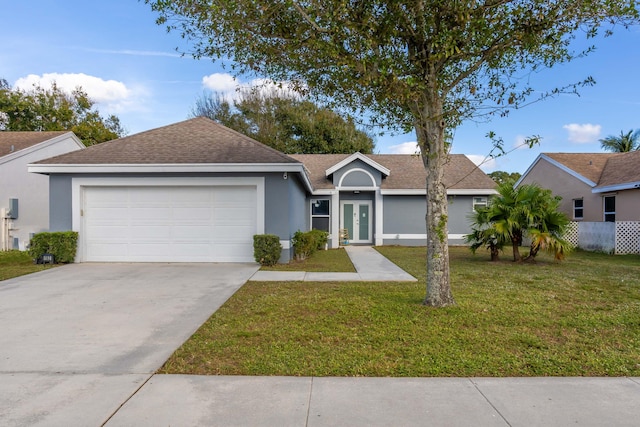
[310,199,331,233]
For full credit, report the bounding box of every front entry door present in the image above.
[340,201,372,244]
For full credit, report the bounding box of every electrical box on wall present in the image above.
[8,198,18,219]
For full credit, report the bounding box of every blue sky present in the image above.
[2,0,639,173]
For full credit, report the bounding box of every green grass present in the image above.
[160,246,640,377]
[260,247,356,272]
[0,250,57,282]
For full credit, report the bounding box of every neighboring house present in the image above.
[29,117,497,263]
[516,152,640,222]
[0,131,85,250]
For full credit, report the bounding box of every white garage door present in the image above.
[82,186,257,262]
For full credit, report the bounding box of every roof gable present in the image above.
[325,152,390,177]
[542,153,617,185]
[0,131,71,158]
[35,117,300,165]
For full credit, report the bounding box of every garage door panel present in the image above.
[83,185,258,262]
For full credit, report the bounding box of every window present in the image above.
[311,199,330,232]
[472,197,488,211]
[573,199,584,220]
[604,196,616,222]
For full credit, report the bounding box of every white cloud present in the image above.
[12,73,140,115]
[467,154,497,172]
[201,73,238,97]
[563,123,602,144]
[386,141,419,154]
[14,73,130,104]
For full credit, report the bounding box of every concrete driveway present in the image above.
[0,263,258,426]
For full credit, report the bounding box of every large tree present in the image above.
[599,129,640,152]
[147,1,638,306]
[191,89,375,154]
[0,78,125,146]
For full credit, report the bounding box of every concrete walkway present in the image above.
[249,246,417,282]
[106,376,640,426]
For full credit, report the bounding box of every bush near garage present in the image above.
[29,231,79,264]
[253,234,282,266]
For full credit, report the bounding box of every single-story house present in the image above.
[1,131,85,250]
[29,117,497,263]
[516,152,640,222]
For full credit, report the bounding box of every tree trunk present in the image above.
[414,91,454,307]
[511,237,521,262]
[490,244,500,261]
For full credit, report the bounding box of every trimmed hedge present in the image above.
[292,229,329,260]
[253,234,282,266]
[29,231,79,264]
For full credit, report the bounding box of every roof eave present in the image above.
[325,152,391,177]
[592,181,640,193]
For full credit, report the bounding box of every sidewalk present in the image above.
[249,245,417,282]
[105,375,640,426]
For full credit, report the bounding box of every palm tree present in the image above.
[481,183,573,262]
[465,207,507,261]
[599,129,640,152]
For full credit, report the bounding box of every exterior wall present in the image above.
[284,175,308,261]
[518,159,601,221]
[1,136,83,249]
[49,175,74,231]
[381,195,426,246]
[331,159,382,187]
[447,195,475,238]
[615,189,640,221]
[381,194,478,245]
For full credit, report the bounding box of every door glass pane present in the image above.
[343,204,354,240]
[359,205,369,240]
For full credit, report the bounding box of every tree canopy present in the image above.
[191,89,374,154]
[488,171,522,186]
[0,78,126,146]
[147,0,639,306]
[599,129,640,152]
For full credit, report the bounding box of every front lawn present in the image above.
[0,251,56,282]
[260,247,356,272]
[160,247,640,377]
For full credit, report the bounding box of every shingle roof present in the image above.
[596,150,640,188]
[543,153,618,184]
[543,152,640,188]
[36,117,300,165]
[290,153,497,190]
[0,131,71,157]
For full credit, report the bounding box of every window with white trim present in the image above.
[573,199,584,220]
[311,199,330,232]
[604,196,616,222]
[472,197,488,211]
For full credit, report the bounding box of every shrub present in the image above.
[28,231,79,264]
[292,229,328,260]
[308,229,329,250]
[253,234,282,266]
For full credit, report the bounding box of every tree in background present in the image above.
[488,171,522,186]
[0,78,125,146]
[191,89,374,154]
[599,129,640,152]
[148,1,638,307]
[468,183,571,262]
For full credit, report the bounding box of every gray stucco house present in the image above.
[29,117,497,263]
[1,131,84,250]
